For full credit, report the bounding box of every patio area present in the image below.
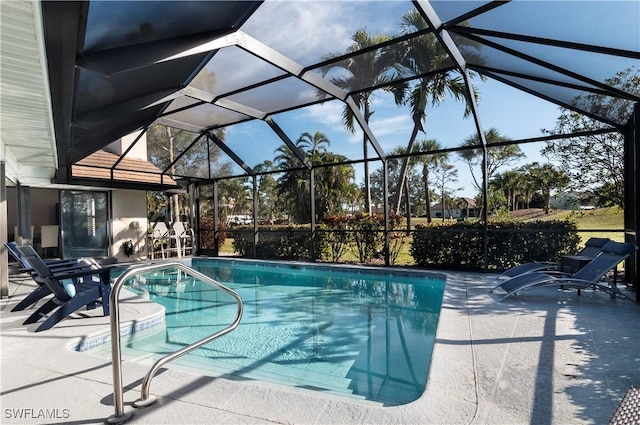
[1,265,638,425]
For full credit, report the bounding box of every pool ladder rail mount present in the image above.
[106,261,244,424]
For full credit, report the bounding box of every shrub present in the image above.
[198,216,227,250]
[349,213,386,263]
[319,215,351,262]
[411,219,580,271]
[231,225,326,261]
[347,212,404,264]
[229,213,407,265]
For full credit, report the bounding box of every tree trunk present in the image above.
[543,192,550,214]
[166,127,180,223]
[363,103,372,214]
[404,177,411,233]
[424,167,432,223]
[393,124,421,214]
[441,188,446,223]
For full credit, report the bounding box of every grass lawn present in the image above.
[524,207,625,242]
[218,238,237,255]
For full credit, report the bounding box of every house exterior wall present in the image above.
[105,131,147,161]
[110,189,148,261]
[430,201,478,220]
[7,187,58,243]
[7,187,149,261]
[431,208,462,219]
[104,133,151,261]
[6,133,153,262]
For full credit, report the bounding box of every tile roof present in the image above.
[72,150,177,186]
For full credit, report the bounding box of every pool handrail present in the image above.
[106,261,243,424]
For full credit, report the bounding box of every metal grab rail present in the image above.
[107,262,243,424]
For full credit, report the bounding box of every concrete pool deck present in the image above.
[1,265,639,424]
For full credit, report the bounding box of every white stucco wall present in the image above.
[104,131,147,161]
[110,189,148,261]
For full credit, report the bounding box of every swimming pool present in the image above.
[89,258,445,406]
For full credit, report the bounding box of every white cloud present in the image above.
[370,114,411,138]
[241,1,412,66]
[300,99,414,153]
[242,1,354,65]
[302,102,344,128]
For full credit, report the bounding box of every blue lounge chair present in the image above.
[489,241,637,301]
[6,242,100,312]
[18,245,113,332]
[491,237,611,283]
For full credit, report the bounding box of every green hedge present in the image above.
[230,213,403,263]
[231,226,326,261]
[410,220,581,272]
[199,216,227,250]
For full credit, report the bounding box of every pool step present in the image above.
[169,343,364,398]
[101,337,364,399]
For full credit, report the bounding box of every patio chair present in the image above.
[18,245,113,332]
[6,242,100,312]
[149,222,180,258]
[172,221,194,256]
[489,241,637,301]
[491,237,611,283]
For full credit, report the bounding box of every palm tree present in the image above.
[393,10,478,215]
[491,170,526,211]
[458,128,525,193]
[274,140,310,223]
[319,29,398,214]
[415,139,447,223]
[274,132,355,222]
[314,152,355,217]
[296,131,330,162]
[254,160,279,222]
[507,170,526,211]
[344,182,362,215]
[518,164,539,210]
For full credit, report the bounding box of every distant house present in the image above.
[430,197,479,220]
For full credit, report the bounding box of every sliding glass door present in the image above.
[60,190,109,258]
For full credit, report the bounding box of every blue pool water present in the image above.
[92,259,445,406]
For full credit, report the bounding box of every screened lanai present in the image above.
[1,1,639,298]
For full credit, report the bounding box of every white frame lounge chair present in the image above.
[489,241,637,301]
